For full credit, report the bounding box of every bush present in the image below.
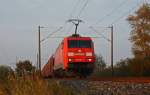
[0,65,13,81]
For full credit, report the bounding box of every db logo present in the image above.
[78,49,82,52]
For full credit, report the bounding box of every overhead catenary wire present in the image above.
[68,0,82,19]
[57,0,83,36]
[82,26,107,36]
[40,0,87,43]
[89,26,110,42]
[41,36,102,38]
[41,0,84,42]
[93,0,130,26]
[66,0,90,35]
[41,27,63,42]
[111,0,143,25]
[40,0,90,48]
[77,0,90,18]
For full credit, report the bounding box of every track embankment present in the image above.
[48,77,150,95]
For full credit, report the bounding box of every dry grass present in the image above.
[0,76,74,95]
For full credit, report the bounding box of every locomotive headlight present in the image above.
[68,52,74,56]
[88,59,92,61]
[68,59,72,62]
[86,52,92,56]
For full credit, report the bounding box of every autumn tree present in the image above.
[127,3,150,59]
[16,60,35,76]
[127,3,150,76]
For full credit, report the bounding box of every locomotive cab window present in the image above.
[68,40,92,48]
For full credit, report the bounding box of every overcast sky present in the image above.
[0,0,149,68]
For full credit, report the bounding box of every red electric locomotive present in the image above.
[42,34,95,77]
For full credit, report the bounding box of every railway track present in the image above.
[88,77,150,83]
[52,77,150,83]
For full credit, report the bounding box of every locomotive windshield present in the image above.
[68,40,92,48]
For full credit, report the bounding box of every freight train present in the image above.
[42,34,95,77]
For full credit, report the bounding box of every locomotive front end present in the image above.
[66,37,95,76]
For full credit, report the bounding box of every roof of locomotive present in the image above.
[64,34,92,40]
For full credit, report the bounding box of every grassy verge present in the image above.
[0,76,74,95]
